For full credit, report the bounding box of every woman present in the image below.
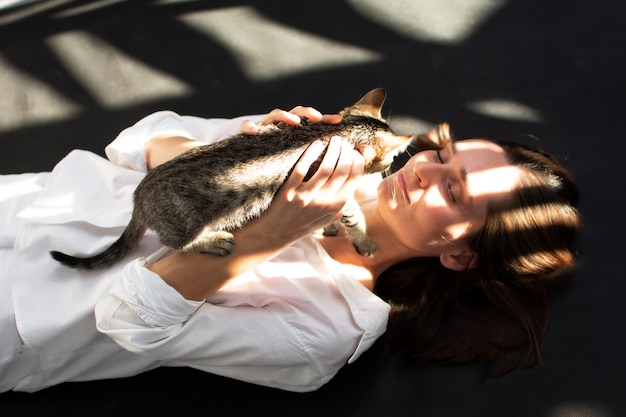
[0,105,580,393]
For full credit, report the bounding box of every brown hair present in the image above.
[374,124,581,374]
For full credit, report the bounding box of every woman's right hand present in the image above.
[237,106,342,135]
[254,136,365,246]
[149,136,364,301]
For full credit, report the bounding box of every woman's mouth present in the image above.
[397,173,410,203]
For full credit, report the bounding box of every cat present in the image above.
[50,88,413,269]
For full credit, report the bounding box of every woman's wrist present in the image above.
[144,135,205,170]
[148,219,294,301]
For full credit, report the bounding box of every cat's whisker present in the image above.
[387,175,397,205]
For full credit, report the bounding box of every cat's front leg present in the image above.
[322,222,340,236]
[182,229,235,256]
[340,199,377,257]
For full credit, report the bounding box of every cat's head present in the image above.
[340,88,414,174]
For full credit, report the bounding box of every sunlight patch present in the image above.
[178,6,382,81]
[0,54,80,132]
[466,99,543,122]
[46,31,192,109]
[347,0,506,43]
[386,115,434,137]
[548,401,613,417]
[51,0,126,18]
[0,0,73,25]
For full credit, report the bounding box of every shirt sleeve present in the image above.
[94,256,364,393]
[104,111,264,173]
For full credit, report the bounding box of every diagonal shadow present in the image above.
[0,0,625,415]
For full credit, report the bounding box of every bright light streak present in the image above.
[178,6,382,81]
[548,401,613,417]
[0,55,80,132]
[387,115,434,138]
[347,0,506,43]
[0,0,74,25]
[467,99,543,122]
[46,31,192,109]
[51,0,125,18]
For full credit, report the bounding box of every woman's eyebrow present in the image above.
[451,141,468,181]
[449,141,470,206]
[450,140,458,154]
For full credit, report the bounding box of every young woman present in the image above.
[0,105,580,393]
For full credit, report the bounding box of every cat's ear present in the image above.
[354,88,387,118]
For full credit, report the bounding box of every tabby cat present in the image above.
[51,88,413,269]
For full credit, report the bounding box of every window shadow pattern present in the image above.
[1,1,625,416]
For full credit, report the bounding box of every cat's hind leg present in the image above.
[181,228,234,256]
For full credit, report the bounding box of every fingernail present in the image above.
[312,140,325,149]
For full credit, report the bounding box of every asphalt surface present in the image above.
[1,1,624,416]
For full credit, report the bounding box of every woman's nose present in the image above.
[412,162,444,188]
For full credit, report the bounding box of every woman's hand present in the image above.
[253,136,365,246]
[148,136,364,301]
[237,106,342,135]
[146,107,341,170]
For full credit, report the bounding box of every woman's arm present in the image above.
[144,135,205,171]
[144,106,342,170]
[148,136,364,300]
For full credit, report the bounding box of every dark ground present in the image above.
[0,1,624,416]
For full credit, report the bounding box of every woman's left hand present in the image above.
[149,136,363,301]
[252,136,365,245]
[237,106,342,135]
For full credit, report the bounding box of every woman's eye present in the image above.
[436,149,457,203]
[446,181,457,203]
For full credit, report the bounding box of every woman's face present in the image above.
[378,138,521,261]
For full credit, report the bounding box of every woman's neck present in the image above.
[316,233,375,289]
[316,200,412,290]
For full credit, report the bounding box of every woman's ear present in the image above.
[440,251,478,271]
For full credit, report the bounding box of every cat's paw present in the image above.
[322,222,340,236]
[183,231,234,256]
[353,238,377,257]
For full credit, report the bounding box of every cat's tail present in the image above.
[50,216,146,270]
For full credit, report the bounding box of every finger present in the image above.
[282,140,327,193]
[320,114,342,125]
[335,149,365,198]
[282,137,344,205]
[288,106,323,122]
[261,109,301,126]
[299,136,344,193]
[236,120,259,135]
[316,141,358,196]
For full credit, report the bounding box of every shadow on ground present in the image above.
[1,1,624,416]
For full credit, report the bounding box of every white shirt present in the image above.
[2,111,390,393]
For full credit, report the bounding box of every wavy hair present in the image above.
[374,124,581,374]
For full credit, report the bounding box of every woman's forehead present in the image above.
[456,139,520,203]
[455,138,505,156]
